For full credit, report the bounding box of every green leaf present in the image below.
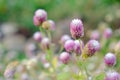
[94,73,105,80]
[57,72,70,80]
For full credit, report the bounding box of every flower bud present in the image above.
[42,20,51,30]
[90,30,100,40]
[35,9,47,24]
[33,32,42,42]
[83,40,100,57]
[64,39,75,52]
[74,40,84,55]
[103,28,112,39]
[60,35,71,45]
[48,20,55,31]
[70,19,84,39]
[59,52,70,64]
[105,71,120,80]
[104,53,116,67]
[41,37,50,50]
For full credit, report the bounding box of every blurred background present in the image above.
[0,0,120,79]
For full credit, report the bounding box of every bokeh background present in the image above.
[0,0,120,79]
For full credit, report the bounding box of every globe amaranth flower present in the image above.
[33,9,47,26]
[64,39,75,52]
[104,53,116,67]
[33,16,41,26]
[33,32,42,42]
[90,30,100,40]
[59,52,70,64]
[48,20,55,31]
[74,40,84,55]
[41,37,50,50]
[103,28,112,39]
[70,19,84,39]
[83,40,100,57]
[105,71,120,80]
[60,35,71,45]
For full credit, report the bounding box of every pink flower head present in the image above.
[86,40,100,56]
[90,30,100,40]
[34,9,47,26]
[64,39,75,52]
[33,32,42,42]
[104,53,116,67]
[48,20,55,31]
[70,19,84,39]
[105,71,120,80]
[33,16,41,26]
[60,35,71,45]
[103,28,112,39]
[74,40,84,55]
[41,37,50,50]
[59,52,70,64]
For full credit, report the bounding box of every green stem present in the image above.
[47,30,52,41]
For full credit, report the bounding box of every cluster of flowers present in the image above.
[3,9,120,80]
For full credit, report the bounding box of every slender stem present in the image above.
[47,30,52,41]
[58,46,63,54]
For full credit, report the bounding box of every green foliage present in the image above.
[57,72,71,80]
[115,52,120,72]
[94,73,105,80]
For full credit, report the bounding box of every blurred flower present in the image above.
[70,19,84,39]
[105,71,120,80]
[74,40,84,56]
[33,31,42,42]
[105,14,114,22]
[64,39,75,52]
[26,58,38,70]
[42,20,51,30]
[21,73,29,80]
[103,28,112,39]
[104,53,116,67]
[34,9,47,26]
[82,40,100,58]
[4,61,19,79]
[59,52,70,64]
[60,35,71,45]
[41,37,50,50]
[25,43,37,58]
[90,30,100,40]
[33,16,41,26]
[48,20,55,31]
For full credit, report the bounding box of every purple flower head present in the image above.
[59,52,70,64]
[41,37,50,50]
[103,28,112,39]
[90,30,100,40]
[60,35,71,45]
[105,71,120,80]
[64,39,75,52]
[48,20,55,31]
[70,19,84,39]
[33,32,42,42]
[86,40,100,56]
[104,53,116,67]
[35,9,47,24]
[33,16,41,26]
[74,40,84,55]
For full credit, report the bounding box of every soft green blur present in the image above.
[0,0,120,32]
